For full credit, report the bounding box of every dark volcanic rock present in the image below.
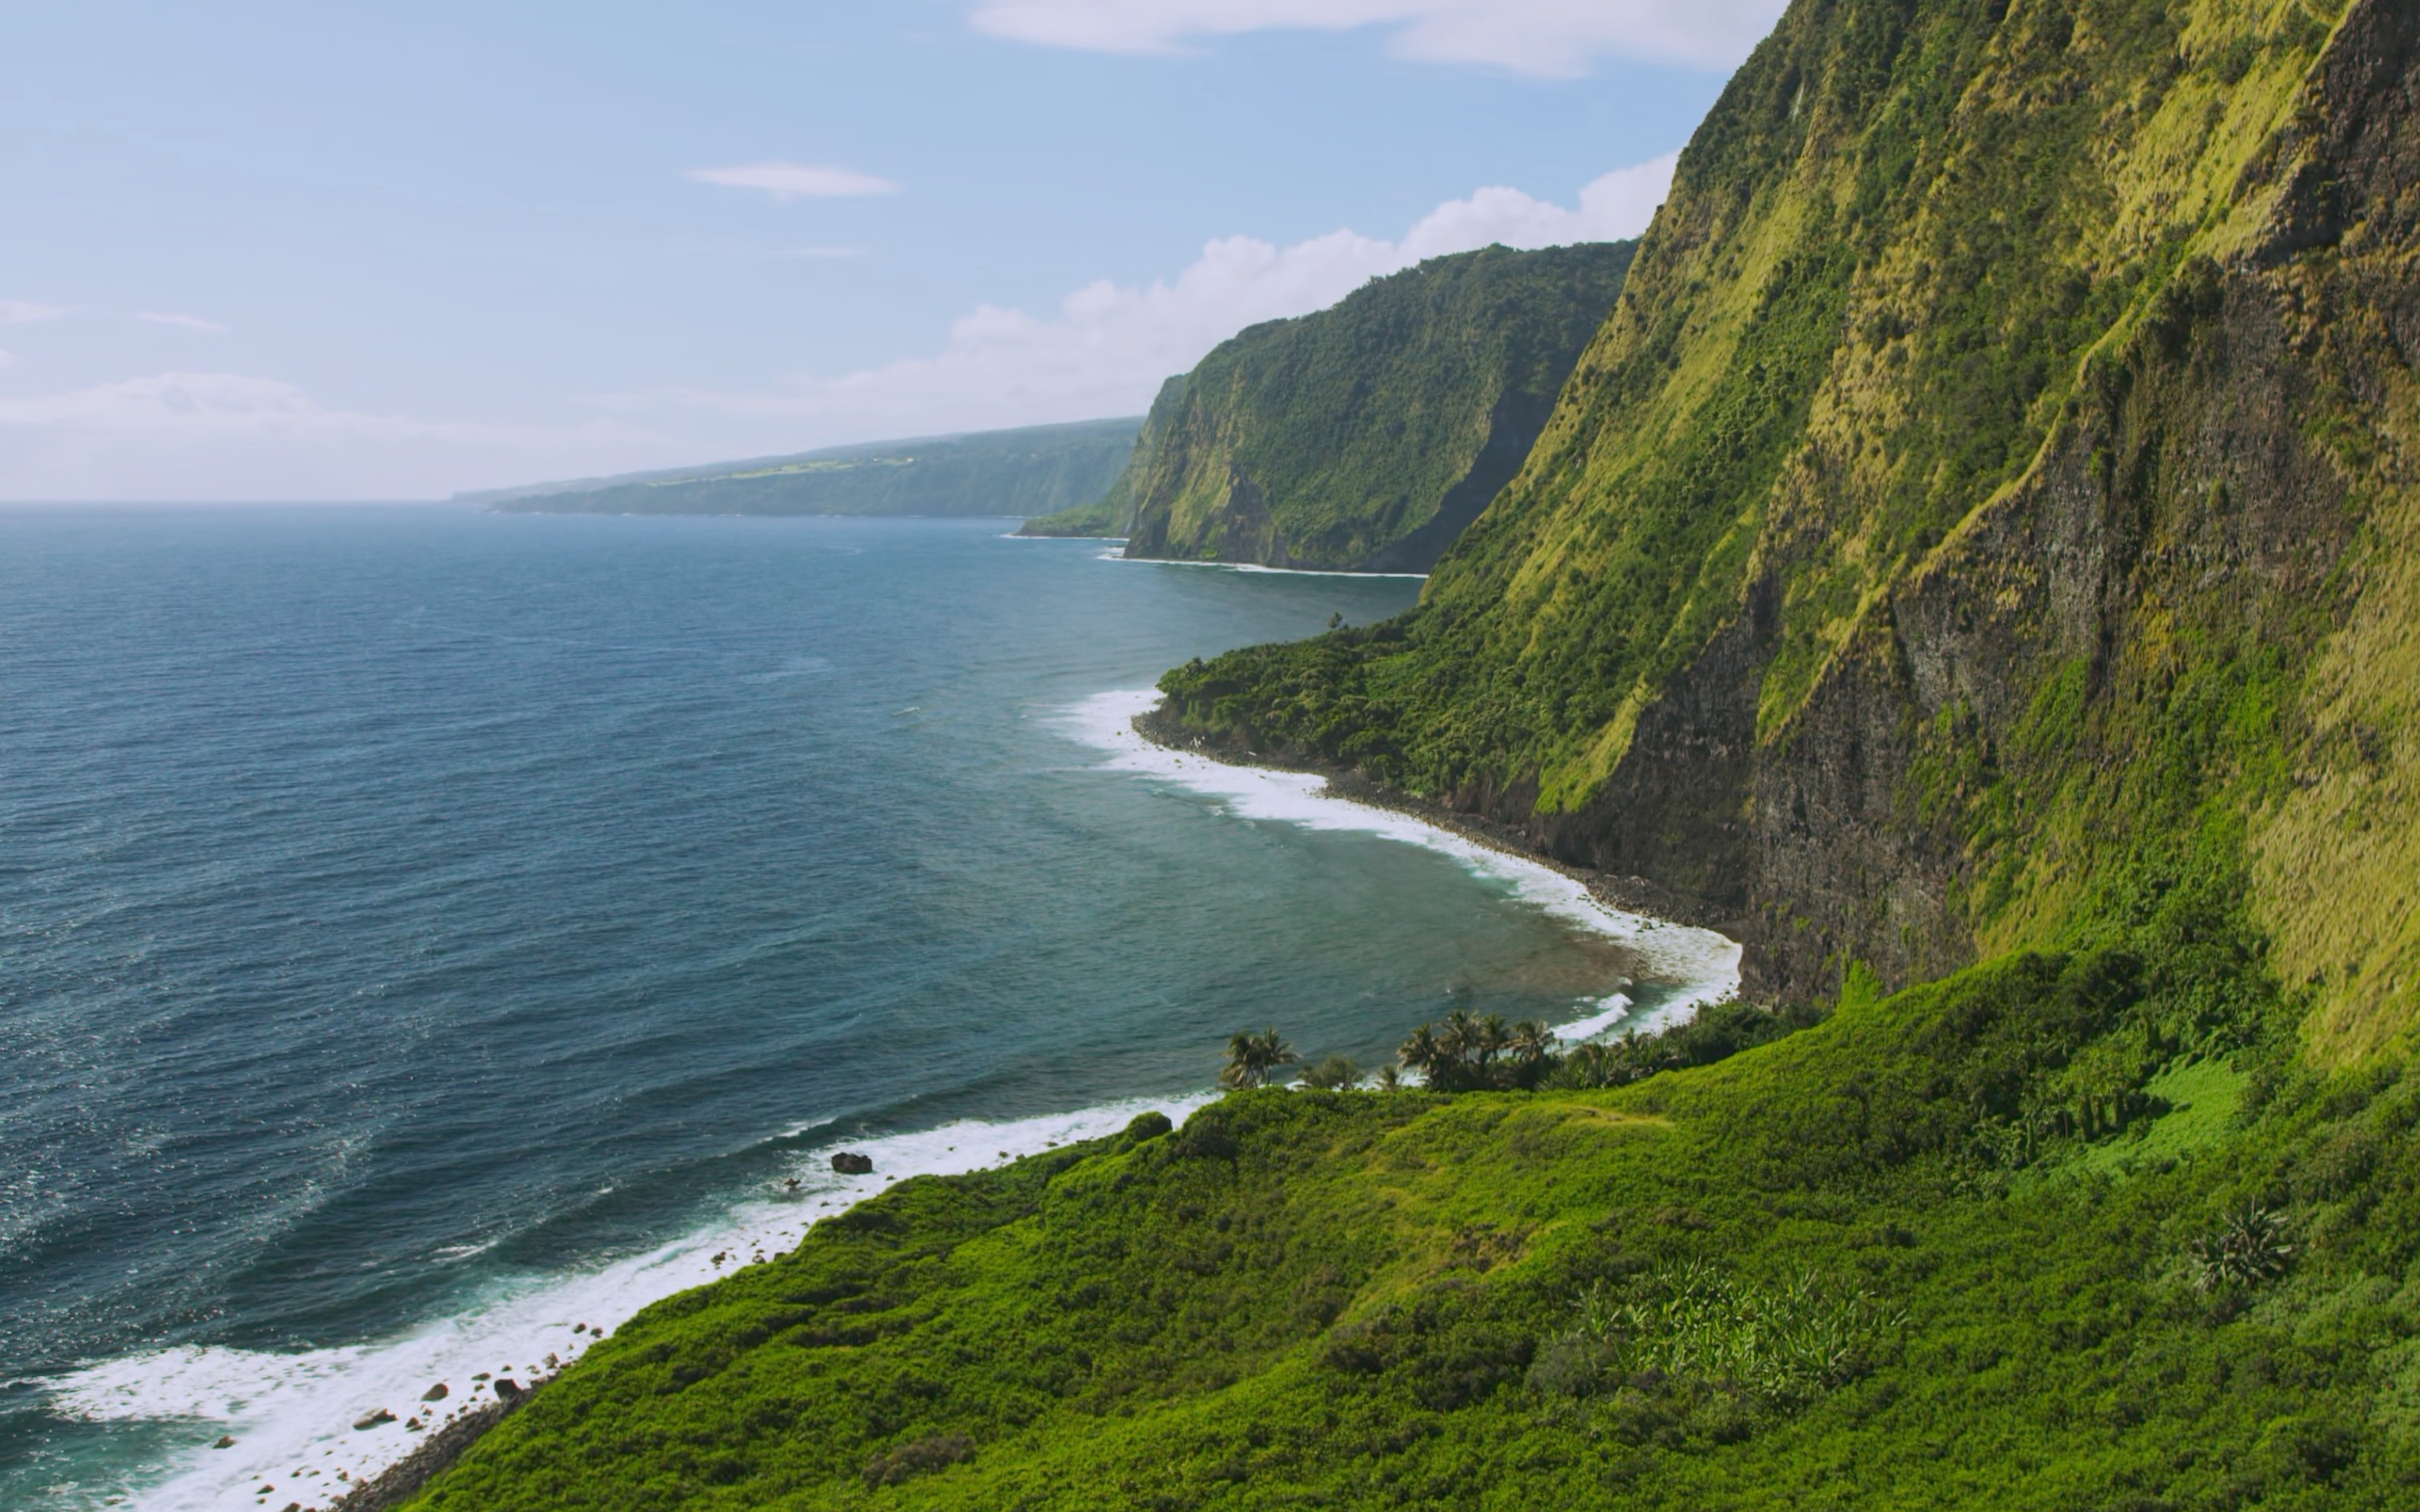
[830,1151,874,1175]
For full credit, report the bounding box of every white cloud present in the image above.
[689,162,902,200]
[136,311,232,334]
[2,300,70,324]
[0,373,677,501]
[640,155,1674,440]
[0,158,1676,498]
[968,0,1787,74]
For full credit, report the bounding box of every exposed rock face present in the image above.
[1158,0,2420,1038]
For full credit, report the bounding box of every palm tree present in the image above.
[1221,1027,1297,1089]
[1398,1023,1444,1086]
[1471,1014,1511,1068]
[1374,1063,1403,1091]
[1437,1008,1477,1068]
[1501,1019,1557,1089]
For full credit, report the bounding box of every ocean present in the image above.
[0,507,1735,1510]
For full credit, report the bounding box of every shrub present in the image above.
[861,1433,973,1490]
[2187,1201,2294,1294]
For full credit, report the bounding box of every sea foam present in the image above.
[1061,688,1742,1040]
[54,686,1737,1512]
[42,1097,1206,1512]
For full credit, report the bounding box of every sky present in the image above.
[0,1,1786,500]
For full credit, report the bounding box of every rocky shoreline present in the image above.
[1130,701,1746,943]
[324,1376,547,1512]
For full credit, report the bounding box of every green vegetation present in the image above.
[1010,497,1119,538]
[412,851,2420,1507]
[1154,0,2410,1012]
[1016,378,1186,538]
[1110,244,1635,571]
[1220,1028,1298,1090]
[403,0,2420,1502]
[471,418,1142,518]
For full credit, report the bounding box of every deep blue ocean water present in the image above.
[0,508,1718,1510]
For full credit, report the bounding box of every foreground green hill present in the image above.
[413,862,2420,1509]
[403,0,2420,1505]
[1022,244,1635,571]
[470,418,1141,518]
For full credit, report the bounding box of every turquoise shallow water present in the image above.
[0,508,1707,1509]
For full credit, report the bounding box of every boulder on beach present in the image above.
[211,1435,235,1449]
[494,1377,522,1401]
[352,1409,396,1430]
[831,1151,874,1175]
[421,1382,449,1402]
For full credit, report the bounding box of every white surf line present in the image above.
[1091,548,1429,581]
[46,1095,1207,1512]
[1063,688,1742,1042]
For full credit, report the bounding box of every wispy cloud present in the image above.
[136,311,232,334]
[2,300,70,325]
[689,162,902,200]
[0,372,677,501]
[630,154,1675,439]
[968,0,1785,74]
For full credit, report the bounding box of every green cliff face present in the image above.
[1103,243,1635,572]
[1163,0,2419,1045]
[1016,378,1189,538]
[401,2,2420,1506]
[479,418,1142,518]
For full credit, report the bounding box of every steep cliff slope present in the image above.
[1016,378,1188,538]
[397,6,2420,1506]
[1162,0,2419,1042]
[1095,244,1634,572]
[476,418,1142,518]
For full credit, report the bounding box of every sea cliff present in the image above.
[397,1,2420,1506]
[1023,244,1634,572]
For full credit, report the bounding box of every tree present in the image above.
[1471,1014,1511,1068]
[1398,1023,1446,1086]
[1436,1009,1477,1067]
[1222,1027,1297,1089]
[1302,1055,1361,1091]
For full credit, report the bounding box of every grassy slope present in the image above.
[1111,244,1634,571]
[414,854,2420,1508]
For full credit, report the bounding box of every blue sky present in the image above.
[0,1,1783,498]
